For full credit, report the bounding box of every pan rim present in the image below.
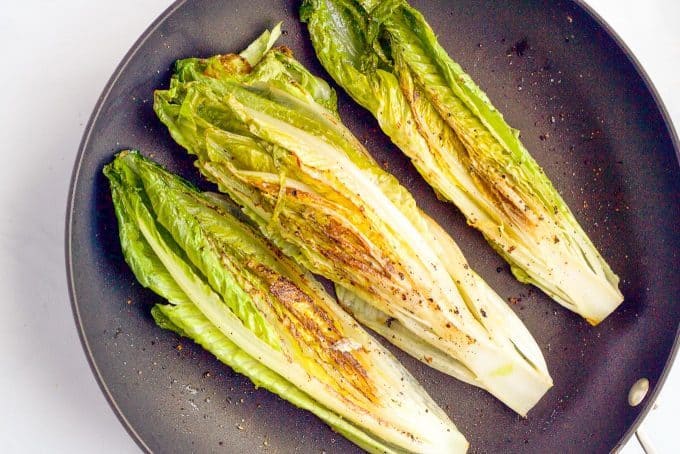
[562,1,680,450]
[64,0,680,452]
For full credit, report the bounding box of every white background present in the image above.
[0,1,677,452]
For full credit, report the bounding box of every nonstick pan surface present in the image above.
[66,0,680,452]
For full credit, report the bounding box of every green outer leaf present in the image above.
[301,0,382,113]
[248,50,339,113]
[150,305,186,336]
[239,23,283,66]
[104,156,199,307]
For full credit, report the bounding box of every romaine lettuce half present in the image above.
[153,26,553,416]
[104,150,466,453]
[300,0,623,325]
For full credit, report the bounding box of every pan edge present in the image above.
[65,1,188,452]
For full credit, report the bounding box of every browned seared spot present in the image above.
[202,53,252,79]
[405,74,539,230]
[247,179,280,195]
[274,45,294,57]
[243,177,415,324]
[220,53,252,73]
[453,156,538,230]
[277,209,375,279]
[254,265,378,404]
[277,187,402,284]
[320,218,394,277]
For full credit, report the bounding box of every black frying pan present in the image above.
[66,0,680,452]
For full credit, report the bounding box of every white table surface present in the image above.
[0,1,677,452]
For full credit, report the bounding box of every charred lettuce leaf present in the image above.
[301,0,623,325]
[104,150,465,453]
